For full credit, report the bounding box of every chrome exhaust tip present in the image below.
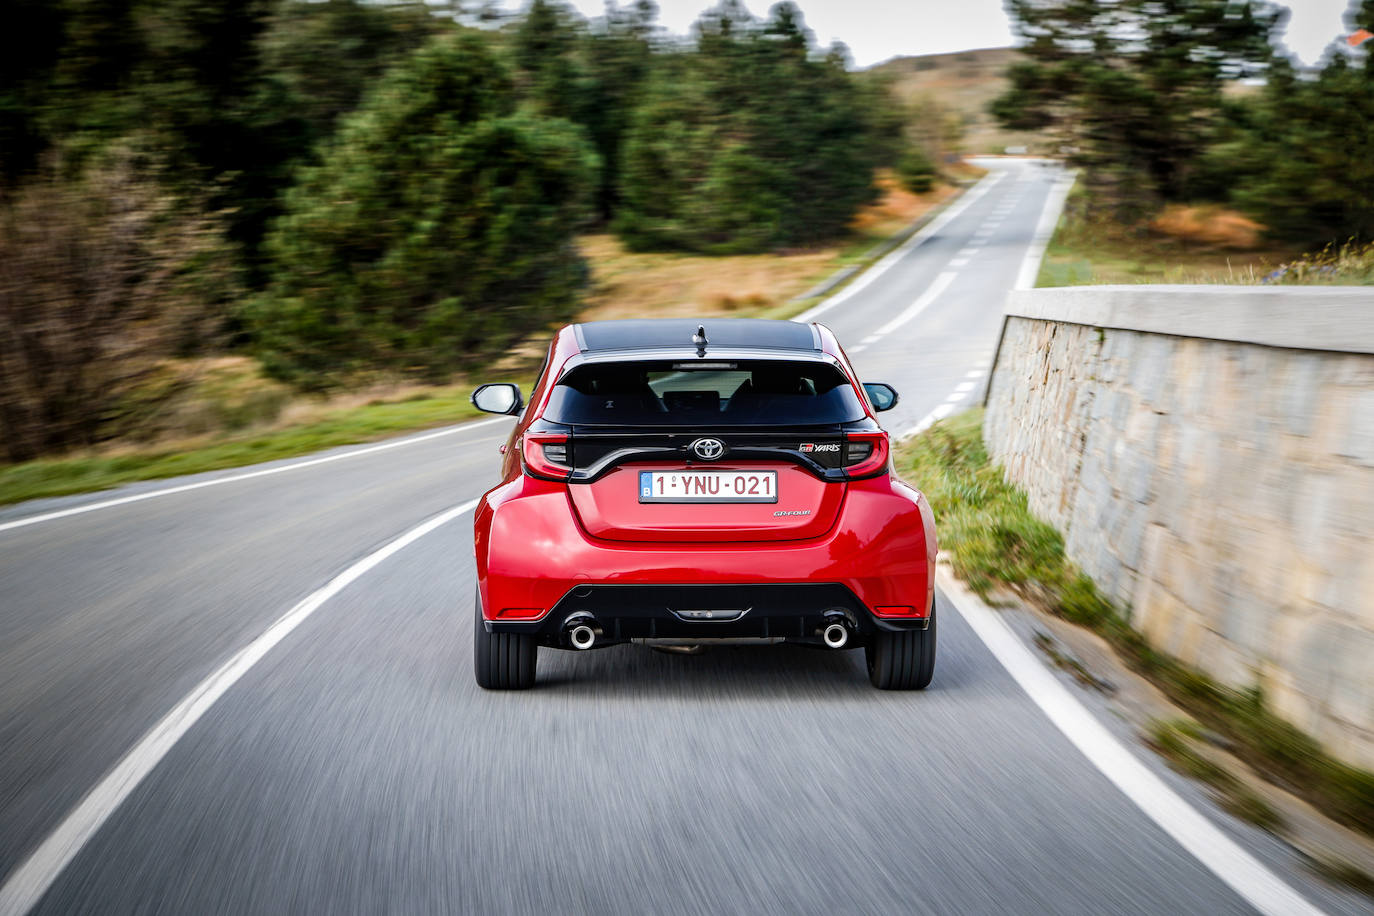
[822,622,849,649]
[569,624,596,650]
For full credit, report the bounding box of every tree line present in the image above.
[993,0,1374,242]
[1,0,914,459]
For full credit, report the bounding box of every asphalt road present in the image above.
[0,159,1364,915]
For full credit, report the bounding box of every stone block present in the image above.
[1318,623,1374,731]
[1196,628,1256,689]
[1130,334,1171,406]
[1341,388,1374,467]
[1268,675,1321,737]
[1279,352,1326,437]
[1218,577,1277,659]
[1323,728,1374,773]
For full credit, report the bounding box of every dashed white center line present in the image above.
[953,381,976,395]
[861,334,881,344]
[950,258,970,267]
[965,369,985,379]
[874,271,957,337]
[957,247,980,257]
[849,344,867,353]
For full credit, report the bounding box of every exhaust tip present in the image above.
[569,624,596,650]
[822,623,848,649]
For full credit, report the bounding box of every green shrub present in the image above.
[614,3,880,254]
[897,147,937,194]
[250,33,597,387]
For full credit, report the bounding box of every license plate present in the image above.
[638,470,778,503]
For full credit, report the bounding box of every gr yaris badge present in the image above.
[690,437,725,460]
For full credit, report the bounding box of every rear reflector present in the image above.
[496,607,546,620]
[874,605,928,619]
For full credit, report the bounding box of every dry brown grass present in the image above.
[850,173,960,235]
[577,175,958,323]
[1149,205,1266,250]
[1039,188,1301,286]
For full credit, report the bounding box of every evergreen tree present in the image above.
[616,1,879,254]
[250,34,597,385]
[1222,0,1374,241]
[577,1,659,220]
[992,0,1284,214]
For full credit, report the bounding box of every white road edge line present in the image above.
[936,568,1325,916]
[0,498,479,916]
[895,400,956,440]
[874,271,958,337]
[1014,168,1078,290]
[0,419,510,536]
[792,169,1006,324]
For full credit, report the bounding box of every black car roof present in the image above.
[574,318,819,353]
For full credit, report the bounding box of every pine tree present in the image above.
[251,34,596,385]
[992,0,1283,214]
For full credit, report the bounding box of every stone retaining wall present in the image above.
[983,286,1374,768]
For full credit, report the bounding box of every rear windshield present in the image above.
[544,359,865,426]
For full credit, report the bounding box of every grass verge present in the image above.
[896,409,1374,839]
[1147,719,1285,831]
[1308,855,1374,897]
[0,384,504,507]
[1036,187,1300,287]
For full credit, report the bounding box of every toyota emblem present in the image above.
[690,437,725,460]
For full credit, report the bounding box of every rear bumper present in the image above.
[474,474,937,647]
[483,582,930,646]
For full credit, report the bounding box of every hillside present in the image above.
[868,47,1050,156]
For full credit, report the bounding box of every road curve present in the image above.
[0,159,1364,915]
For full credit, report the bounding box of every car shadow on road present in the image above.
[528,641,976,702]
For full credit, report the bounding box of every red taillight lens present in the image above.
[843,431,889,478]
[874,605,928,619]
[521,432,570,480]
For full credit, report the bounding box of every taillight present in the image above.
[521,432,571,480]
[843,431,889,478]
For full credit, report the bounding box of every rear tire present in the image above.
[473,585,537,690]
[865,608,936,690]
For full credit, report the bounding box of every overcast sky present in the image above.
[503,0,1359,69]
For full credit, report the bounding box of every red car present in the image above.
[470,318,937,690]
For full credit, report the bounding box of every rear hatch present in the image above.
[567,432,847,542]
[540,356,876,543]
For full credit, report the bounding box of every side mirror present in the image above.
[472,383,524,416]
[863,382,899,412]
